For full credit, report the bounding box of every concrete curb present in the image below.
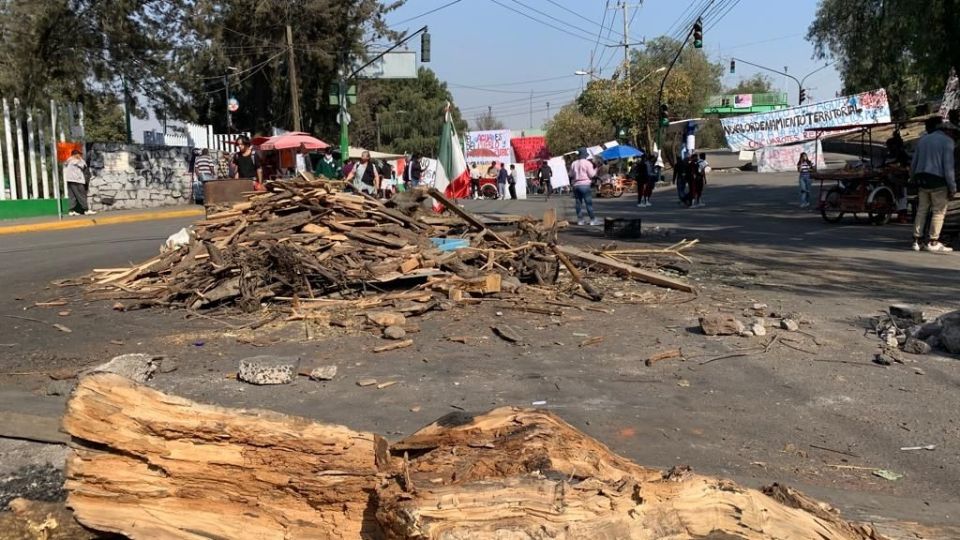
[0,207,204,236]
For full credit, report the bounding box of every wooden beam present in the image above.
[554,244,695,293]
[426,187,511,247]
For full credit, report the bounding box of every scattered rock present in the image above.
[159,358,179,373]
[45,379,76,396]
[874,347,904,366]
[911,321,942,339]
[739,329,754,337]
[780,319,800,332]
[902,338,932,355]
[750,318,767,337]
[356,378,378,387]
[366,311,406,327]
[82,353,160,383]
[383,325,407,340]
[873,353,893,366]
[880,329,900,347]
[501,275,522,294]
[308,365,337,381]
[751,303,768,311]
[613,291,625,298]
[939,319,960,354]
[699,314,745,336]
[237,355,299,385]
[890,304,924,323]
[925,334,941,350]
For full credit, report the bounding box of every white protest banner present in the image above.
[464,129,511,163]
[721,89,891,151]
[419,158,440,188]
[548,157,569,190]
[511,163,527,200]
[754,140,825,173]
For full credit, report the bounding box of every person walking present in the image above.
[344,150,381,195]
[507,164,518,200]
[569,148,599,225]
[469,163,481,199]
[688,153,706,208]
[640,153,658,207]
[911,119,957,252]
[192,148,217,204]
[406,153,423,188]
[538,160,553,199]
[797,152,814,208]
[64,149,94,216]
[496,162,508,200]
[633,157,650,207]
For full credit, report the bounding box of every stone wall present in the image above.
[85,143,194,212]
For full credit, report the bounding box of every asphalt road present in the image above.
[1,174,958,535]
[0,217,196,292]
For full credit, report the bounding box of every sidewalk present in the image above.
[0,205,204,235]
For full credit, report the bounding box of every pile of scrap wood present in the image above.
[62,373,885,540]
[87,180,693,317]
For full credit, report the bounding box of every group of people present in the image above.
[671,151,710,208]
[467,162,520,200]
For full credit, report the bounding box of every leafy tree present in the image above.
[473,109,505,131]
[807,0,960,117]
[83,94,127,143]
[184,0,402,137]
[544,104,609,155]
[727,74,775,95]
[349,67,467,157]
[0,0,195,120]
[577,36,722,150]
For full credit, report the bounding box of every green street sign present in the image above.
[328,85,357,105]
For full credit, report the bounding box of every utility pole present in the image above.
[286,25,302,132]
[529,90,533,129]
[224,74,231,133]
[622,1,630,82]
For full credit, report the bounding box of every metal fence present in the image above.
[0,98,82,202]
[142,124,246,153]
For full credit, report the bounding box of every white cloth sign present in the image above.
[548,157,569,190]
[511,163,527,200]
[753,140,825,173]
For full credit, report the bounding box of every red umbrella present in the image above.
[259,132,330,151]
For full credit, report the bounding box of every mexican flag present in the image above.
[433,103,471,211]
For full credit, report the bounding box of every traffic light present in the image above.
[693,18,703,49]
[421,31,431,63]
[799,88,807,104]
[729,59,735,74]
[659,103,669,127]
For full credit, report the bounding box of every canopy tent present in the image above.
[600,145,643,161]
[348,146,405,160]
[259,132,330,151]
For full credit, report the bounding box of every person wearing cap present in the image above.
[910,117,957,252]
[568,148,600,225]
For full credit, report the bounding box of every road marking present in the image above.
[0,208,204,236]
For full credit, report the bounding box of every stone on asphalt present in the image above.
[238,356,300,385]
[902,337,932,355]
[45,379,76,396]
[939,322,960,354]
[890,304,924,323]
[780,319,800,332]
[159,358,179,373]
[383,325,407,340]
[308,365,337,381]
[750,319,767,337]
[699,314,745,336]
[83,353,160,383]
[366,311,406,327]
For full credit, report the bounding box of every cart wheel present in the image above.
[599,184,613,198]
[613,188,624,198]
[869,191,895,225]
[821,187,845,223]
[480,184,499,199]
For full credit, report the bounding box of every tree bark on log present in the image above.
[63,373,389,539]
[62,376,885,540]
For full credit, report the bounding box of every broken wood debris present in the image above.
[85,180,695,323]
[61,374,887,540]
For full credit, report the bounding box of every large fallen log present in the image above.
[63,373,388,539]
[63,375,884,540]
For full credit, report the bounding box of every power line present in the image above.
[591,0,611,73]
[392,0,465,26]
[706,0,742,31]
[454,89,580,113]
[450,83,581,95]
[544,0,628,40]
[450,74,577,89]
[487,0,616,46]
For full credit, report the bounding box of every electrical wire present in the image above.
[510,0,607,43]
[197,49,286,95]
[706,0,742,31]
[450,83,581,95]
[543,0,628,40]
[487,0,616,46]
[449,74,578,89]
[590,0,611,72]
[392,0,465,26]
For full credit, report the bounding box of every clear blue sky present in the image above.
[383,0,842,130]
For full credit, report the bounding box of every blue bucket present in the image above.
[430,237,470,252]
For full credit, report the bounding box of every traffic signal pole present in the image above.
[655,25,695,164]
[337,26,430,166]
[728,57,834,105]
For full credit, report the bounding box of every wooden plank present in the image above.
[555,244,695,293]
[541,207,557,230]
[457,273,501,294]
[0,411,68,444]
[426,187,512,248]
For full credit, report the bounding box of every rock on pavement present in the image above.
[238,356,300,385]
[780,319,800,332]
[81,353,161,383]
[383,326,407,340]
[699,314,745,336]
[309,365,338,381]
